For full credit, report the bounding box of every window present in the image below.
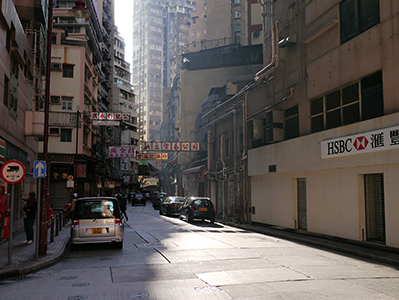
[234,10,241,19]
[234,24,241,32]
[63,64,74,78]
[284,105,299,140]
[340,0,380,44]
[310,71,383,133]
[61,129,72,142]
[61,97,73,110]
[50,128,60,135]
[3,75,9,106]
[234,0,240,4]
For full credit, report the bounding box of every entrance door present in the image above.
[297,178,307,230]
[364,173,386,244]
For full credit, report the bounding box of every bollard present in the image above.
[55,214,59,236]
[50,216,54,242]
[58,212,62,231]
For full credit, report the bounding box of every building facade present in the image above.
[246,0,399,249]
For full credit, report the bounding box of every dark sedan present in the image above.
[159,196,185,216]
[179,197,215,224]
[152,192,167,210]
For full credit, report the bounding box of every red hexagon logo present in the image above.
[353,136,368,150]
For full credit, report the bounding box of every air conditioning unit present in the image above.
[51,63,62,70]
[51,96,61,103]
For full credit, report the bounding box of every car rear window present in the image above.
[172,197,185,203]
[74,199,120,219]
[193,199,213,207]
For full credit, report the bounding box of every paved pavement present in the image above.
[0,221,71,280]
[1,218,399,281]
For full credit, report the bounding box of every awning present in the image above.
[182,165,206,174]
[39,154,75,164]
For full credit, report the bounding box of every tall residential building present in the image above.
[132,0,165,142]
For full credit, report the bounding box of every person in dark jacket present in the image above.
[22,192,37,244]
[118,194,128,221]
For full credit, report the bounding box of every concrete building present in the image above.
[245,0,399,249]
[113,28,139,192]
[0,0,37,236]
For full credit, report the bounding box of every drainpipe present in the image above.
[255,0,279,82]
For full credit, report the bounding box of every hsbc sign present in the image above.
[321,125,399,158]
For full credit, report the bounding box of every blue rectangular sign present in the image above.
[34,161,46,178]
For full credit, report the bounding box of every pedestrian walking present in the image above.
[22,192,37,244]
[119,193,128,221]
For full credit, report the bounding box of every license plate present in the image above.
[199,207,207,212]
[92,228,102,234]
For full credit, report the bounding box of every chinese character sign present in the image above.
[109,147,136,157]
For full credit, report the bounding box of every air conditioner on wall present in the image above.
[51,63,62,70]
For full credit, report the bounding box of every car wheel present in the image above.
[166,208,171,217]
[210,219,215,224]
[187,215,193,223]
[159,208,163,215]
[179,213,183,220]
[115,241,123,249]
[143,201,146,206]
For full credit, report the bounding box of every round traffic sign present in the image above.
[68,175,74,181]
[0,160,26,184]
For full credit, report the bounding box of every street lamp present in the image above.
[40,0,91,256]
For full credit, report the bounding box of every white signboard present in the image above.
[109,147,136,157]
[321,125,399,158]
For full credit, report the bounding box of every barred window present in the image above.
[310,71,383,133]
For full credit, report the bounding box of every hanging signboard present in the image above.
[109,147,136,157]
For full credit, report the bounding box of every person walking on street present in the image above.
[119,193,128,221]
[22,192,37,245]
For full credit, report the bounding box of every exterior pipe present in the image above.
[255,0,279,82]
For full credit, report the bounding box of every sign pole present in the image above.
[7,185,14,265]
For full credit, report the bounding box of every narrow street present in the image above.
[1,202,399,300]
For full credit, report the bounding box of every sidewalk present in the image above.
[222,220,399,268]
[0,221,71,280]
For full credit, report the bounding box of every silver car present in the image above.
[70,197,124,249]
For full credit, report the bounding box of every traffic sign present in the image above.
[0,160,26,184]
[34,161,46,178]
[68,175,74,181]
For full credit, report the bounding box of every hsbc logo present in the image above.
[353,136,368,150]
[326,136,369,155]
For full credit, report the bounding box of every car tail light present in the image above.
[211,207,214,211]
[115,218,122,226]
[170,203,176,207]
[72,220,79,228]
[189,205,194,211]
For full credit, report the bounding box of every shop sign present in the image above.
[321,125,399,158]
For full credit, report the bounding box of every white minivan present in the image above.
[70,197,124,250]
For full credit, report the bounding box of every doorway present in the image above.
[297,178,307,230]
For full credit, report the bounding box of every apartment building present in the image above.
[113,28,139,191]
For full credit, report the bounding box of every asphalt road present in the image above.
[1,202,399,299]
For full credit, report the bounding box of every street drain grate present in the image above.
[195,286,221,293]
[60,276,77,280]
[0,275,33,284]
[72,283,90,287]
[130,292,149,298]
[68,296,88,300]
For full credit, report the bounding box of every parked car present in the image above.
[70,197,124,250]
[179,197,215,223]
[129,193,146,206]
[152,192,168,210]
[159,196,185,216]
